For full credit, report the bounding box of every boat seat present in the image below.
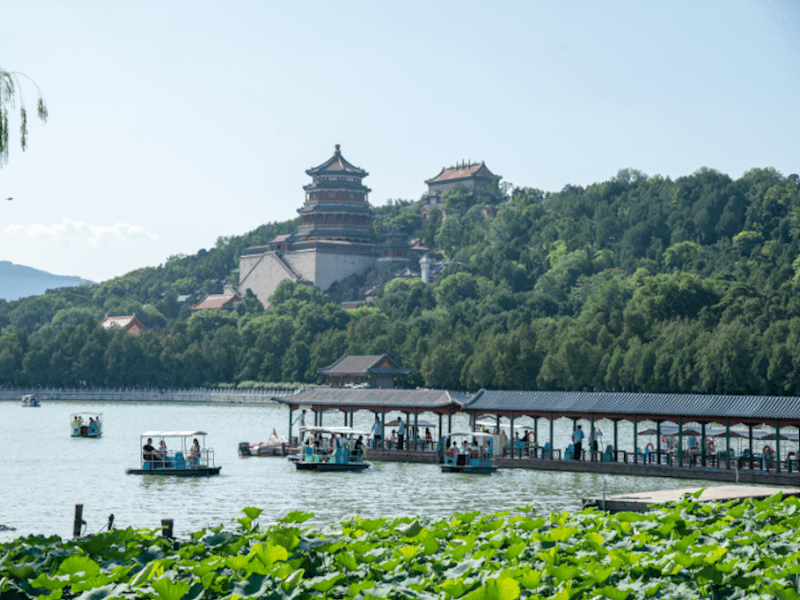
[143,461,151,470]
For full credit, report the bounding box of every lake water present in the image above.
[1,399,725,542]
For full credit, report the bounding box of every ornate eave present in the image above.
[306,144,369,178]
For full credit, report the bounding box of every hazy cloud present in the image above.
[5,219,157,247]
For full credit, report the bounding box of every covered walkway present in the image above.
[273,388,466,449]
[464,390,800,480]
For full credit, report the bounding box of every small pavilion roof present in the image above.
[318,354,412,377]
[273,387,466,414]
[463,390,800,426]
[100,314,141,330]
[189,292,240,311]
[306,144,368,177]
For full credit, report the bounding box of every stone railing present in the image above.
[0,386,303,404]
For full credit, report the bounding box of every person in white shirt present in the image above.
[572,425,584,461]
[592,427,603,453]
[293,409,307,441]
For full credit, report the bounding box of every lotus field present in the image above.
[2,492,800,600]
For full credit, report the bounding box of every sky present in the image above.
[1,0,798,284]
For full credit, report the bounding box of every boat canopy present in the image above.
[140,431,208,438]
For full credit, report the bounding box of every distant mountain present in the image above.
[0,261,93,301]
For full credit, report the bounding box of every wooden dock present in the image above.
[582,484,800,513]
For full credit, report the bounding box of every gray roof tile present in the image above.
[464,390,800,424]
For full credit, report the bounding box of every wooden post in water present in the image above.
[73,504,83,538]
[161,519,174,539]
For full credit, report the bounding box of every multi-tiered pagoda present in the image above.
[296,144,375,246]
[239,145,381,307]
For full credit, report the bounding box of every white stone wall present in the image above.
[238,252,299,307]
[240,248,377,307]
[285,249,376,292]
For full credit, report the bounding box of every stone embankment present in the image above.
[0,386,302,404]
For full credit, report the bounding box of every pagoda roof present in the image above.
[425,161,497,185]
[306,144,368,177]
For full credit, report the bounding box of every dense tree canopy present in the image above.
[3,167,800,394]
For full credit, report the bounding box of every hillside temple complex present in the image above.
[238,145,499,307]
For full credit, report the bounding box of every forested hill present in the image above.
[1,166,799,395]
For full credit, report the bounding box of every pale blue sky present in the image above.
[2,0,798,283]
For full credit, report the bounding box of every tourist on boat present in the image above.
[353,436,364,460]
[389,429,397,448]
[189,438,201,464]
[143,438,157,462]
[158,440,171,467]
[425,428,432,449]
[370,415,383,448]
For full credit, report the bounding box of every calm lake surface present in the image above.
[1,399,725,542]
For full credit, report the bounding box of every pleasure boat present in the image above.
[295,426,371,471]
[126,431,221,477]
[441,432,501,474]
[71,413,103,438]
[239,428,293,456]
[21,394,40,407]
